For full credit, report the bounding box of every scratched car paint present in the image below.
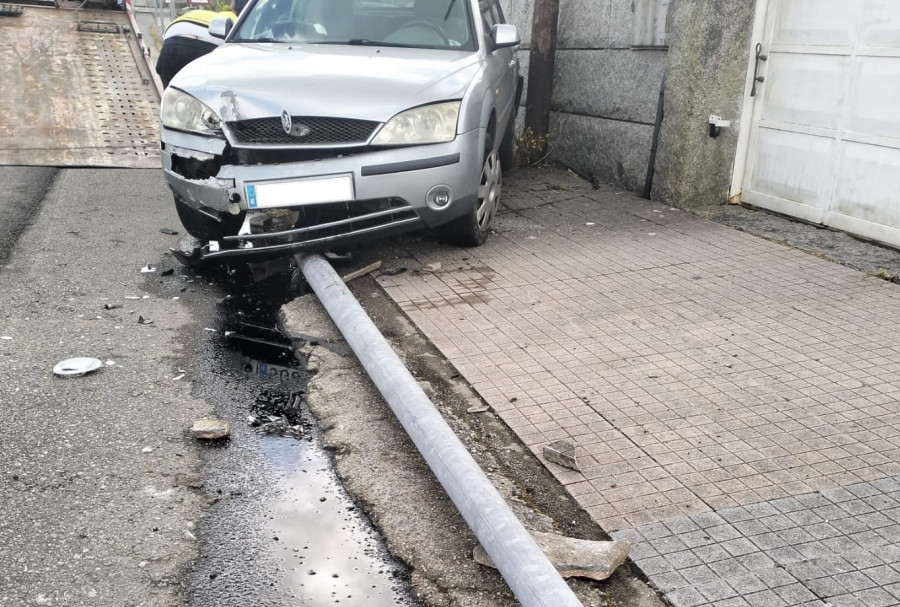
[159,0,521,262]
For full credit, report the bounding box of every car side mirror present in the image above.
[209,16,234,40]
[491,23,519,49]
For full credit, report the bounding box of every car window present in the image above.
[478,0,504,31]
[232,0,475,50]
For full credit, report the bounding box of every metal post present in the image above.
[298,253,583,607]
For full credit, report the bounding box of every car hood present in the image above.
[172,44,482,124]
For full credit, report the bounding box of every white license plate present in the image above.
[245,174,354,209]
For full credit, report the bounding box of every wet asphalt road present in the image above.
[0,167,211,606]
[0,166,413,606]
[0,167,58,263]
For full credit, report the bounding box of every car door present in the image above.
[478,0,518,139]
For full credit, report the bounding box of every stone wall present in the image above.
[651,0,756,208]
[501,0,757,208]
[502,0,667,192]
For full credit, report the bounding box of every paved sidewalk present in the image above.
[374,167,900,607]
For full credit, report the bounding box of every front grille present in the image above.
[227,117,381,146]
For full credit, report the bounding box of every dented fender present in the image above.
[162,166,235,212]
[161,127,228,156]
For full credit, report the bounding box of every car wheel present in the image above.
[174,195,245,241]
[498,115,516,173]
[440,134,501,247]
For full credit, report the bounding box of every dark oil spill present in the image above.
[186,260,415,606]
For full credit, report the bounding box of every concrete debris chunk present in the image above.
[191,418,231,440]
[341,261,382,283]
[473,531,630,581]
[543,440,580,471]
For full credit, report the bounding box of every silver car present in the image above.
[159,0,521,262]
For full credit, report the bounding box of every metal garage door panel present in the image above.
[742,0,900,248]
[847,57,900,140]
[762,53,847,130]
[829,142,900,248]
[860,1,900,47]
[773,0,857,46]
[748,129,834,220]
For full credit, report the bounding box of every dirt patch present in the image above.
[699,202,900,281]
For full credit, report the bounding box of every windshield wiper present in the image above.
[231,36,282,43]
[314,38,415,48]
[349,38,418,48]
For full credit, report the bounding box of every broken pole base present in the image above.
[474,531,630,581]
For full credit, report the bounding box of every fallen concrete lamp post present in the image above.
[298,253,584,607]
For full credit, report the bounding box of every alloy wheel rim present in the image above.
[475,149,502,231]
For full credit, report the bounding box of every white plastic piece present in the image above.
[53,357,102,376]
[709,114,732,128]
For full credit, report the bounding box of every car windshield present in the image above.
[231,0,476,51]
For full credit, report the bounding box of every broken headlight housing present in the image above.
[372,101,459,146]
[160,88,223,136]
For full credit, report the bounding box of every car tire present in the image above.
[498,114,516,173]
[174,195,245,241]
[439,133,501,247]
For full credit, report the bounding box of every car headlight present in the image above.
[160,88,223,135]
[372,101,459,146]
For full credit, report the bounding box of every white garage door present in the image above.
[741,0,900,247]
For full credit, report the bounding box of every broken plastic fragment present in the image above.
[160,228,179,235]
[140,264,157,273]
[138,316,154,325]
[53,357,102,377]
[324,250,353,261]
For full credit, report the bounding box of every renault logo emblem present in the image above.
[281,109,292,135]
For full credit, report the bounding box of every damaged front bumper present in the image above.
[160,127,482,262]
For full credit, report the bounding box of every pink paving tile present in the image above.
[374,168,900,532]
